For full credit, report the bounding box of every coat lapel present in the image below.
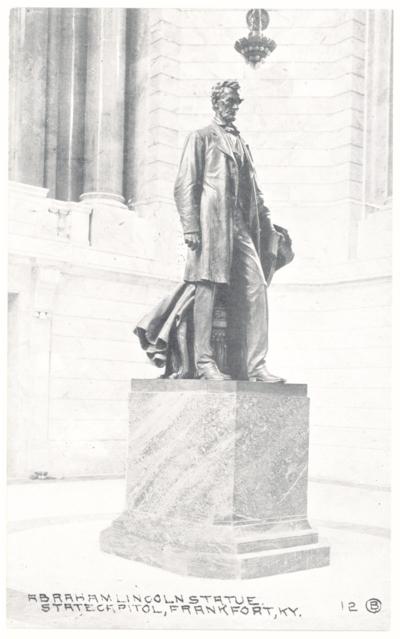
[210,122,236,162]
[241,140,256,173]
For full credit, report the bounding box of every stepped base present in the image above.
[101,515,330,579]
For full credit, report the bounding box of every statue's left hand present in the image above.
[184,232,201,251]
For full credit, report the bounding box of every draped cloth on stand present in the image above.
[133,223,294,379]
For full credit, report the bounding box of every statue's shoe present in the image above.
[248,367,286,383]
[197,362,231,381]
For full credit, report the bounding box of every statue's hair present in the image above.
[211,80,242,109]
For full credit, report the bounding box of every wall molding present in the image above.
[310,475,390,492]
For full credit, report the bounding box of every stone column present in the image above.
[80,8,127,205]
[124,9,150,208]
[9,8,49,187]
[55,9,88,201]
[43,8,61,198]
[364,10,393,210]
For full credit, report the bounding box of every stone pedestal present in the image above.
[100,380,329,579]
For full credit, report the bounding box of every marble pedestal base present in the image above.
[100,380,329,579]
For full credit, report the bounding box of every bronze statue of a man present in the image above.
[174,79,285,382]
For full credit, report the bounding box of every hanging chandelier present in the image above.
[234,9,277,67]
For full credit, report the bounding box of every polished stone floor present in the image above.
[7,478,390,630]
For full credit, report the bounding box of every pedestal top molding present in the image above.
[130,378,308,396]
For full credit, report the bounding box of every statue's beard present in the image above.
[216,107,237,124]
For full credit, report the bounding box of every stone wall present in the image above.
[8,9,392,487]
[8,182,178,478]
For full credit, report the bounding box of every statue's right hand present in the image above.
[184,232,201,251]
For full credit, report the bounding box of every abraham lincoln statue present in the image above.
[134,80,294,381]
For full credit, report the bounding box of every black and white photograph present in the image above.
[5,2,395,632]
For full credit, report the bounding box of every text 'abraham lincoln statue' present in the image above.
[134,80,294,381]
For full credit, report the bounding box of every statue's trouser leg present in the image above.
[230,225,269,378]
[193,280,218,370]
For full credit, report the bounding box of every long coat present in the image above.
[174,121,274,284]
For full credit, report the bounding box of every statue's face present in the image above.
[214,87,243,124]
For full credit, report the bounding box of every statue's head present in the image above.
[211,80,243,124]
